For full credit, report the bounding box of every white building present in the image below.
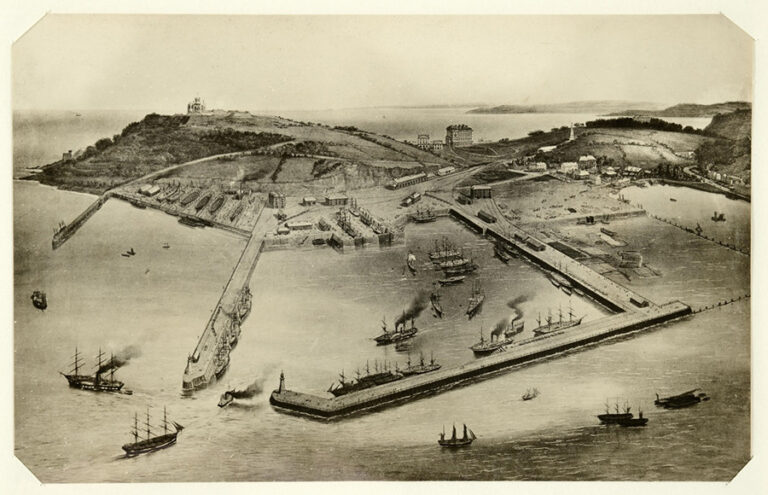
[528,162,547,172]
[538,145,557,153]
[437,166,456,176]
[560,162,578,174]
[578,155,597,168]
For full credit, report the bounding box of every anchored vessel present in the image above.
[522,388,539,401]
[438,275,465,286]
[494,245,510,263]
[429,238,462,263]
[401,353,441,376]
[617,410,648,427]
[31,290,47,311]
[597,400,633,424]
[122,407,184,457]
[532,305,583,336]
[470,319,525,357]
[430,290,443,317]
[466,281,485,318]
[406,252,417,274]
[60,348,130,394]
[411,207,437,223]
[438,424,476,448]
[655,389,709,409]
[328,362,403,397]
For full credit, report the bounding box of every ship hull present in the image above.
[597,413,633,424]
[122,433,178,457]
[533,317,584,336]
[438,439,474,448]
[63,374,124,393]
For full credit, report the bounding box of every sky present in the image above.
[12,14,753,112]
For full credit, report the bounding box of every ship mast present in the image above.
[133,412,139,444]
[145,407,152,441]
[163,406,168,435]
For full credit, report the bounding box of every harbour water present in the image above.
[13,111,748,481]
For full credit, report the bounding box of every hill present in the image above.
[467,101,663,115]
[694,109,751,182]
[608,101,751,118]
[27,111,453,194]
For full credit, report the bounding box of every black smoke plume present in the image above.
[395,291,429,329]
[228,378,265,399]
[506,295,529,309]
[98,345,141,374]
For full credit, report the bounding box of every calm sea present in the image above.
[13,110,747,482]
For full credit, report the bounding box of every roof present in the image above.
[579,155,597,161]
[446,124,472,131]
[326,193,349,200]
[560,162,578,168]
[302,196,317,202]
[286,221,313,228]
[538,145,557,152]
[393,172,427,184]
[471,185,492,190]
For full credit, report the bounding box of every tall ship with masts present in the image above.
[429,238,462,263]
[411,206,437,223]
[122,407,184,457]
[532,304,584,336]
[466,281,485,318]
[469,319,525,357]
[60,348,130,394]
[327,361,404,397]
[438,424,476,447]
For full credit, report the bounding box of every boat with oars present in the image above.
[122,407,184,457]
[438,424,476,448]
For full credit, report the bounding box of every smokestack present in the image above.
[395,291,429,328]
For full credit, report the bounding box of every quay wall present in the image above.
[271,301,692,419]
[52,193,111,249]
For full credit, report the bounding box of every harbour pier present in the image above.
[271,301,691,419]
[181,206,269,393]
[52,193,111,249]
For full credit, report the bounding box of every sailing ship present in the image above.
[411,207,437,223]
[429,238,462,263]
[406,252,417,274]
[327,362,404,397]
[122,407,184,457]
[443,258,478,276]
[60,348,130,394]
[31,290,47,311]
[401,353,441,376]
[430,290,443,317]
[597,400,633,424]
[711,211,726,222]
[522,388,539,401]
[438,275,465,286]
[469,319,525,356]
[373,317,418,346]
[438,424,476,448]
[532,304,583,336]
[654,389,709,409]
[466,281,485,318]
[617,408,648,427]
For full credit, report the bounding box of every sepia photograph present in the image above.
[6,5,763,490]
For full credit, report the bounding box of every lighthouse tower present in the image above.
[278,371,285,393]
[569,124,575,141]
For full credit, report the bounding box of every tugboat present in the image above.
[532,304,583,336]
[466,281,485,318]
[597,400,633,424]
[373,317,418,346]
[654,389,709,409]
[31,290,47,311]
[438,424,476,448]
[522,388,539,401]
[218,391,234,408]
[122,407,184,457]
[470,319,525,357]
[430,290,443,318]
[60,348,131,394]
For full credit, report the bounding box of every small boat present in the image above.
[229,203,245,222]
[494,245,510,264]
[180,190,200,207]
[127,248,136,256]
[31,290,47,311]
[561,286,572,296]
[407,252,417,274]
[670,198,677,202]
[195,193,212,211]
[617,410,648,427]
[121,253,131,258]
[218,391,234,408]
[209,195,226,214]
[162,242,170,249]
[711,211,726,222]
[312,238,326,246]
[430,291,443,318]
[522,388,539,401]
[122,407,184,457]
[438,276,465,286]
[438,424,476,448]
[654,389,709,409]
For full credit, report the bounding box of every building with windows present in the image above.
[187,97,206,114]
[430,140,444,151]
[560,162,578,174]
[578,155,597,168]
[325,193,349,206]
[389,172,428,189]
[437,166,456,176]
[445,124,473,147]
[471,185,492,199]
[417,134,430,150]
[268,191,286,208]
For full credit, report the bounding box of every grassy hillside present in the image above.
[26,111,453,194]
[695,109,751,181]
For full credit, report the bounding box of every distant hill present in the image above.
[467,101,664,115]
[608,101,751,118]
